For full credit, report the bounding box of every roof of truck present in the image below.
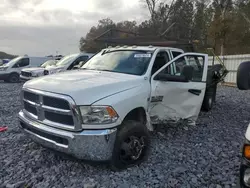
[102,45,185,52]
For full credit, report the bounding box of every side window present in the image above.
[68,56,89,70]
[172,51,182,58]
[79,56,89,62]
[12,58,29,68]
[174,57,187,76]
[155,55,205,82]
[151,51,170,75]
[186,56,204,82]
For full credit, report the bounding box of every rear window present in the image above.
[172,51,183,58]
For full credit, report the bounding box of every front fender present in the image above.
[93,83,150,123]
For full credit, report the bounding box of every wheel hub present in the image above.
[208,97,212,107]
[120,136,146,161]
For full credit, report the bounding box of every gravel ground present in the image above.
[0,82,250,188]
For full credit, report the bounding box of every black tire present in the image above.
[111,120,150,170]
[237,61,250,90]
[202,94,213,112]
[202,87,215,112]
[8,73,20,83]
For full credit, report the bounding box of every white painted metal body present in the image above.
[23,46,208,128]
[44,53,94,75]
[0,56,53,75]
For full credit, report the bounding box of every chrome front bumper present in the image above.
[18,110,117,161]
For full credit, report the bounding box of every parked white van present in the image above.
[0,55,54,82]
[20,59,58,81]
[43,53,94,76]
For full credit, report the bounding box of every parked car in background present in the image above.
[20,59,58,81]
[43,53,94,75]
[0,55,54,83]
[0,59,10,66]
[2,59,10,64]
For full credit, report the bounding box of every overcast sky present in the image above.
[0,0,149,56]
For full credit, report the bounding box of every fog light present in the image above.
[244,145,250,159]
[244,168,250,186]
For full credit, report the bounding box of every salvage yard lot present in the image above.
[0,82,250,188]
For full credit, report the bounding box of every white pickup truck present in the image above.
[20,60,58,81]
[43,53,94,76]
[18,46,226,169]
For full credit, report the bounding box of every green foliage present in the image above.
[79,0,250,55]
[0,51,17,59]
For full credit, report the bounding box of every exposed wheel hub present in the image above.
[208,97,213,107]
[120,136,146,162]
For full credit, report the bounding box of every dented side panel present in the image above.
[149,81,206,124]
[149,52,208,124]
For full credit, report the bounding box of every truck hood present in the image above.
[22,67,45,73]
[24,70,143,105]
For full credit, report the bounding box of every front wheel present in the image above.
[8,73,20,83]
[111,120,150,170]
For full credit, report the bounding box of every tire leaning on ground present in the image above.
[237,61,250,90]
[201,86,216,112]
[110,120,150,170]
[8,73,20,83]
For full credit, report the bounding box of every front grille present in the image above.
[43,96,70,110]
[24,101,37,116]
[45,111,74,125]
[22,89,80,130]
[24,91,39,103]
[21,71,32,77]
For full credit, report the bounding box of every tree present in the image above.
[79,0,250,55]
[79,18,116,53]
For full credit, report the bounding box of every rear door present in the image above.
[149,53,208,124]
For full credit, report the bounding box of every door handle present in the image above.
[188,89,201,96]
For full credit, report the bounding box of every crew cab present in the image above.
[18,46,226,169]
[20,59,58,81]
[43,53,94,75]
[0,55,54,83]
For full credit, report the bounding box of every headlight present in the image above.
[79,106,118,124]
[32,73,38,77]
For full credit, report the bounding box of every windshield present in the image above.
[81,50,153,75]
[3,56,22,67]
[56,54,77,66]
[40,60,57,68]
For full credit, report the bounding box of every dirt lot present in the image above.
[0,82,250,188]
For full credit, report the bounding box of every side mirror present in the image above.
[72,66,79,70]
[79,61,86,67]
[237,61,250,90]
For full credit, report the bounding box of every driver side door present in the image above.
[149,53,208,124]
